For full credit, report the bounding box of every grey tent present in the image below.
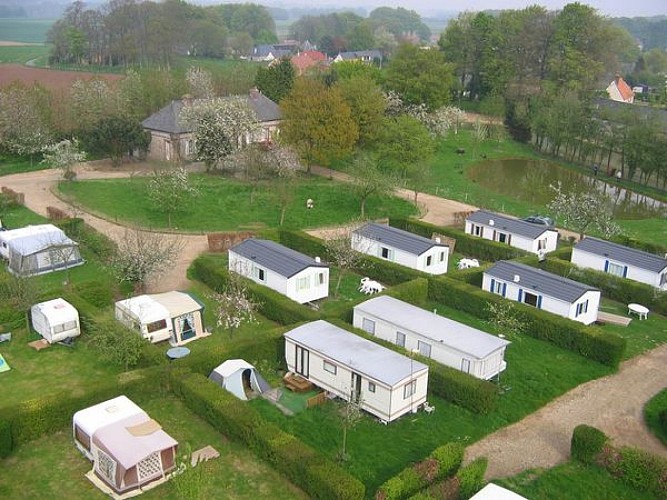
[209,359,270,400]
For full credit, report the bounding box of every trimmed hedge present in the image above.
[428,276,626,367]
[376,442,464,500]
[173,372,365,499]
[386,278,429,304]
[518,255,667,316]
[389,217,528,262]
[0,366,161,454]
[571,424,608,465]
[189,254,319,325]
[279,229,328,259]
[456,457,488,499]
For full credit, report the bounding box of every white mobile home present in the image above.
[571,237,667,290]
[483,261,600,325]
[30,298,80,344]
[115,291,206,345]
[284,320,429,423]
[351,223,449,275]
[353,296,510,380]
[465,210,558,255]
[73,396,178,495]
[228,238,329,304]
[0,224,84,277]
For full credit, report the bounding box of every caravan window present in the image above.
[146,319,167,333]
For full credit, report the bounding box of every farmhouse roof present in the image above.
[335,49,382,61]
[466,210,556,239]
[230,238,327,278]
[354,296,509,359]
[575,237,667,273]
[485,261,598,303]
[353,223,447,256]
[142,92,281,134]
[284,320,428,387]
[611,75,634,102]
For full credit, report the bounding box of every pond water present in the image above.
[467,158,667,219]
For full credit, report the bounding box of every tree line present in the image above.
[47,0,277,67]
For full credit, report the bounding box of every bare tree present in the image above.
[213,271,260,337]
[41,138,87,181]
[349,154,401,218]
[185,66,215,99]
[108,229,183,293]
[338,388,364,463]
[485,301,525,340]
[147,165,201,227]
[323,223,367,298]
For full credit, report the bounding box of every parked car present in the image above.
[521,215,555,226]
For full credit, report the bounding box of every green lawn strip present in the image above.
[250,301,611,493]
[617,217,667,247]
[0,44,50,63]
[0,396,307,500]
[598,298,667,359]
[495,461,658,499]
[57,175,417,231]
[644,388,667,447]
[0,203,48,229]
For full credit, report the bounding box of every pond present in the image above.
[467,158,667,219]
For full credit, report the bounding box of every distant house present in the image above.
[483,261,600,325]
[284,320,429,423]
[351,223,449,275]
[353,296,510,380]
[0,223,84,277]
[290,50,327,75]
[465,210,558,256]
[571,237,667,290]
[249,44,293,62]
[333,50,382,64]
[228,238,329,304]
[141,90,281,162]
[606,75,634,104]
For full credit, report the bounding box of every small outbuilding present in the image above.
[353,296,510,380]
[228,238,329,304]
[115,291,207,345]
[73,395,178,495]
[483,261,600,325]
[351,223,449,275]
[30,298,80,344]
[465,210,558,255]
[208,359,271,400]
[0,223,84,277]
[284,320,429,423]
[571,237,667,290]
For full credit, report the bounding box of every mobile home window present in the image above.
[296,276,310,291]
[396,331,406,347]
[538,239,546,250]
[318,272,325,285]
[323,360,337,374]
[607,262,625,277]
[362,318,376,335]
[523,292,538,308]
[576,300,589,317]
[380,247,393,260]
[254,267,266,282]
[403,380,416,399]
[439,251,445,262]
[426,255,432,266]
[496,232,510,244]
[368,382,376,393]
[418,340,432,358]
[661,273,667,286]
[472,224,482,236]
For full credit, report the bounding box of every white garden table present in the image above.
[628,303,649,320]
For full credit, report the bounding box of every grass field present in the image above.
[0,18,54,44]
[496,461,657,499]
[57,174,418,231]
[0,44,49,64]
[0,395,307,499]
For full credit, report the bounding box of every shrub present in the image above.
[428,363,497,414]
[173,372,365,499]
[386,278,429,304]
[608,447,667,495]
[456,457,488,499]
[428,277,626,367]
[85,317,146,370]
[571,424,608,464]
[376,443,464,500]
[0,418,11,458]
[660,408,667,434]
[279,229,327,258]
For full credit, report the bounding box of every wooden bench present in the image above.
[283,373,313,393]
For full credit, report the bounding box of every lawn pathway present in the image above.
[465,342,667,479]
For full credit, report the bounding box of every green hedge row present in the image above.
[376,442,464,500]
[0,366,162,456]
[389,217,528,261]
[55,218,117,261]
[189,254,319,325]
[456,457,488,499]
[386,278,429,305]
[173,372,365,500]
[428,277,626,368]
[572,424,667,497]
[611,234,667,256]
[518,255,667,316]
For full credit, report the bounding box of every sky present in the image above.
[283,0,666,18]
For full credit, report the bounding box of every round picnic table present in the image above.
[166,346,191,360]
[628,303,649,320]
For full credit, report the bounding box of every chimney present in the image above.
[513,274,520,283]
[489,219,495,226]
[315,256,321,263]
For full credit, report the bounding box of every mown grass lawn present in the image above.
[0,396,307,500]
[57,175,417,231]
[496,461,658,499]
[0,44,50,64]
[250,300,612,492]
